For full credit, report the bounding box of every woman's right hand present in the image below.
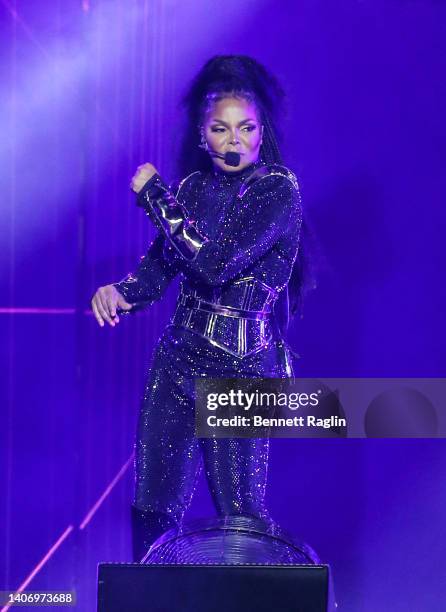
[91,284,133,327]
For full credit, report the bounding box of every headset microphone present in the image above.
[206,147,241,167]
[223,152,241,167]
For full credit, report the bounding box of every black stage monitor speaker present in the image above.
[97,563,330,612]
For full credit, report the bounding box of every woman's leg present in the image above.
[131,333,202,561]
[199,341,288,522]
[200,437,270,520]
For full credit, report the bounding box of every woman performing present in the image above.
[91,55,305,562]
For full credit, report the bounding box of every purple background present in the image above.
[1,0,445,610]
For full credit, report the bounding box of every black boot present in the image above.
[130,504,176,563]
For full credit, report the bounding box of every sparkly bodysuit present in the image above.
[114,160,302,561]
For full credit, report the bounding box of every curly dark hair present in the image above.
[177,54,285,175]
[176,55,317,328]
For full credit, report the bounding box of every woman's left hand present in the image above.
[130,162,158,193]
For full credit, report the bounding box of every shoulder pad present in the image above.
[238,164,299,199]
[175,170,202,198]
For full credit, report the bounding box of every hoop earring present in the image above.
[198,129,209,152]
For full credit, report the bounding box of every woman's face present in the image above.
[201,96,263,172]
